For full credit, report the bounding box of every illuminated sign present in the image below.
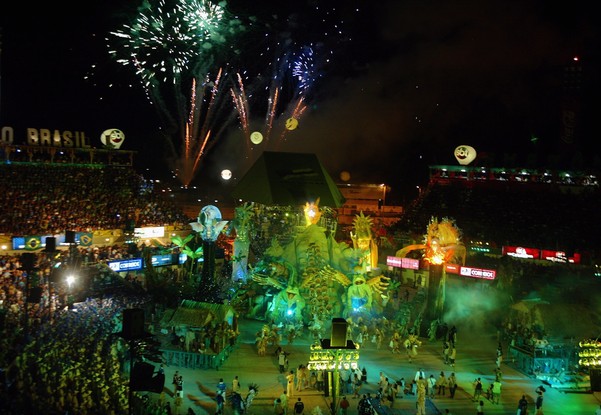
[386,256,420,270]
[445,263,460,274]
[387,256,402,267]
[402,257,420,270]
[108,258,143,272]
[1,126,95,148]
[503,246,581,264]
[134,227,165,238]
[541,249,581,264]
[459,266,496,280]
[502,246,540,259]
[151,253,188,267]
[541,249,567,263]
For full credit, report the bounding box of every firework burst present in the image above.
[107,0,247,185]
[227,1,349,150]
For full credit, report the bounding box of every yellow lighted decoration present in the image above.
[395,217,467,266]
[578,339,601,367]
[351,211,378,270]
[303,198,322,227]
[454,145,477,165]
[307,345,360,371]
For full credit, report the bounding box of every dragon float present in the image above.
[395,217,466,265]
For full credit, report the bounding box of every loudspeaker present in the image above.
[591,368,601,392]
[28,287,43,303]
[131,362,154,391]
[131,362,165,392]
[45,237,56,252]
[20,253,37,270]
[151,372,166,393]
[330,317,348,347]
[122,308,146,340]
[65,231,76,244]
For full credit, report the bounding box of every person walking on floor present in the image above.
[518,394,528,415]
[215,393,224,415]
[317,370,324,392]
[286,371,295,397]
[217,378,227,404]
[339,396,350,415]
[535,391,544,414]
[491,379,502,404]
[361,367,368,384]
[476,400,484,415]
[448,373,458,398]
[340,369,352,394]
[279,350,287,373]
[414,368,426,383]
[172,372,183,398]
[232,375,240,394]
[425,374,436,399]
[386,385,396,408]
[449,347,456,367]
[496,342,503,368]
[442,341,450,364]
[172,371,181,396]
[293,397,305,414]
[437,371,447,396]
[473,377,483,402]
[352,373,362,398]
[378,371,387,388]
[274,398,284,415]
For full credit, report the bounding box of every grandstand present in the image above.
[391,165,601,264]
[0,156,191,251]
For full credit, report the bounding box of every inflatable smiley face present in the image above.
[454,145,477,165]
[100,129,125,149]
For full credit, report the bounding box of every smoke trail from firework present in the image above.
[230,73,251,139]
[265,87,280,142]
[176,69,229,186]
[233,46,315,146]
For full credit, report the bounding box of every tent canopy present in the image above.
[160,300,236,328]
[231,151,346,207]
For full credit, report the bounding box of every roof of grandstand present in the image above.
[391,165,601,257]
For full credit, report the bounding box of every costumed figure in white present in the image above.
[229,203,253,281]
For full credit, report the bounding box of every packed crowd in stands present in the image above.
[1,158,599,413]
[0,159,194,413]
[394,179,601,259]
[0,163,190,236]
[0,242,184,414]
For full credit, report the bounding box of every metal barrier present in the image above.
[161,344,235,370]
[508,344,577,377]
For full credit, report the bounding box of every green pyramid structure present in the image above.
[231,151,346,207]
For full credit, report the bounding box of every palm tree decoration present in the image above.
[171,234,203,278]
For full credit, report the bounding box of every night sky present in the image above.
[1,1,600,203]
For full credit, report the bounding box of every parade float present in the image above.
[231,198,390,330]
[226,152,390,332]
